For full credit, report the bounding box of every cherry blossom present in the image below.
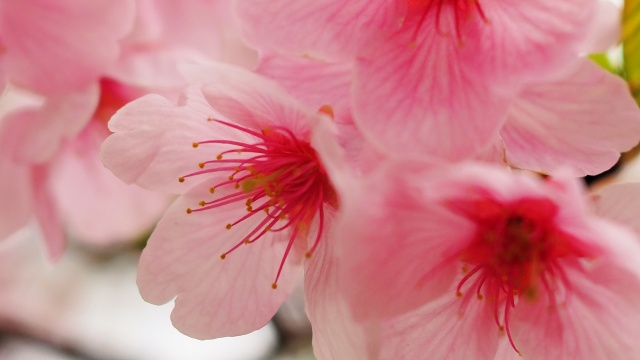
[101,64,346,339]
[337,162,640,359]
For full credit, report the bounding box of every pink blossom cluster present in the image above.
[0,0,254,256]
[3,0,640,359]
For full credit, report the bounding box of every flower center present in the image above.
[404,0,488,42]
[451,197,586,354]
[179,119,336,289]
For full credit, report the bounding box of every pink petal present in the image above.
[590,183,640,237]
[0,0,135,94]
[17,86,100,163]
[377,288,500,360]
[464,0,596,85]
[138,182,302,338]
[193,64,316,138]
[501,60,640,176]
[353,27,511,160]
[510,259,640,359]
[0,159,32,241]
[31,165,65,260]
[234,0,400,60]
[304,220,371,359]
[255,53,353,124]
[339,161,476,320]
[49,122,170,245]
[101,88,251,194]
[581,0,622,53]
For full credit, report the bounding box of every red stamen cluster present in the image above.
[451,197,586,353]
[179,119,335,289]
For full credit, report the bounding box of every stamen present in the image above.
[178,119,334,290]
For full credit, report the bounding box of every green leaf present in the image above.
[589,52,617,74]
[623,0,640,103]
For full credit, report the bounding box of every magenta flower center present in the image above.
[451,197,587,353]
[180,119,336,289]
[405,0,488,41]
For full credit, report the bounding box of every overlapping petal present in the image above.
[138,182,302,338]
[502,60,640,175]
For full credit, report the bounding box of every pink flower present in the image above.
[0,80,170,256]
[236,0,596,159]
[101,64,345,339]
[337,162,640,358]
[0,0,135,95]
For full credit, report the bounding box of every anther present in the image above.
[186,208,192,214]
[192,142,199,148]
[199,162,205,169]
[209,187,215,194]
[220,254,226,260]
[456,291,463,297]
[305,252,312,259]
[178,177,185,183]
[244,239,250,245]
[318,104,335,120]
[217,154,223,160]
[226,224,232,230]
[199,201,206,207]
[271,283,278,290]
[477,294,484,300]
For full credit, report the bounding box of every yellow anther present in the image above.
[209,187,215,194]
[318,104,335,120]
[220,254,226,260]
[199,201,206,207]
[199,162,205,169]
[192,142,199,148]
[178,177,185,183]
[226,224,232,230]
[186,208,192,214]
[271,283,278,290]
